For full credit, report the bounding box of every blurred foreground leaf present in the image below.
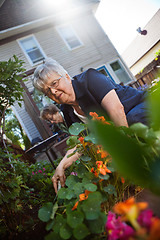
[92,121,160,195]
[149,85,160,130]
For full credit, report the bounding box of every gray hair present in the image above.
[33,58,68,93]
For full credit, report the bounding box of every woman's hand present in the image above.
[51,147,81,193]
[52,162,66,194]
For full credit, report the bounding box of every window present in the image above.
[18,35,46,65]
[57,25,83,50]
[97,65,115,83]
[110,60,130,84]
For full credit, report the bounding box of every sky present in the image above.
[95,0,160,54]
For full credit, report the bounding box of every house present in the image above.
[122,9,160,85]
[0,0,136,147]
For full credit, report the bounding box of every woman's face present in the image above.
[47,112,64,124]
[45,73,76,105]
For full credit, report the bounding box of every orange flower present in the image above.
[78,137,84,143]
[96,161,111,175]
[97,148,108,158]
[72,190,92,211]
[89,112,111,125]
[113,197,148,230]
[89,112,99,119]
[121,177,125,184]
[72,201,79,211]
[91,167,98,177]
[148,218,160,240]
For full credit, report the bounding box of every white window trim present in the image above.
[106,58,132,84]
[56,24,83,51]
[17,34,47,66]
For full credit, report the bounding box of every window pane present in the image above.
[19,36,45,64]
[110,61,130,84]
[98,68,109,77]
[27,49,44,63]
[20,37,37,51]
[58,25,82,49]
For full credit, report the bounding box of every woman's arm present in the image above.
[52,147,80,193]
[101,89,128,127]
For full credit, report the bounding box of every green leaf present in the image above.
[50,202,58,219]
[45,219,55,231]
[73,223,89,240]
[84,133,97,144]
[45,231,61,240]
[54,215,66,233]
[88,212,107,233]
[80,155,91,162]
[81,192,102,220]
[99,173,110,180]
[65,175,79,188]
[103,184,117,195]
[149,86,160,130]
[59,223,72,239]
[130,123,148,139]
[38,202,53,222]
[67,211,84,228]
[66,136,79,147]
[69,122,86,135]
[76,165,88,178]
[84,183,97,191]
[66,189,75,200]
[73,183,84,196]
[58,188,69,199]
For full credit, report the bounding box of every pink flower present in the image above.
[38,170,42,173]
[43,173,46,175]
[43,168,46,171]
[138,209,153,229]
[106,211,135,240]
[70,172,77,176]
[35,172,37,174]
[32,171,34,175]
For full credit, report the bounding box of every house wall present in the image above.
[0,10,134,143]
[130,42,160,76]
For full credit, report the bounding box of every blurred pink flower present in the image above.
[32,171,34,175]
[43,168,46,171]
[106,211,135,240]
[38,170,42,173]
[70,172,77,176]
[138,209,153,229]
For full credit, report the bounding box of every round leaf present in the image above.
[69,122,86,135]
[67,211,84,228]
[84,183,97,191]
[60,224,72,239]
[38,202,53,222]
[103,184,116,195]
[73,223,89,240]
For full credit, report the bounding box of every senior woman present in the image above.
[33,58,149,192]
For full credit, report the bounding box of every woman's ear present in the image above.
[65,73,71,83]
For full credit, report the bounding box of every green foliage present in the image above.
[0,149,56,239]
[0,55,25,114]
[38,122,131,239]
[5,109,31,149]
[0,55,26,144]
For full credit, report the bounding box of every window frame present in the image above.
[56,24,83,50]
[96,65,115,82]
[106,58,132,84]
[17,35,46,66]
